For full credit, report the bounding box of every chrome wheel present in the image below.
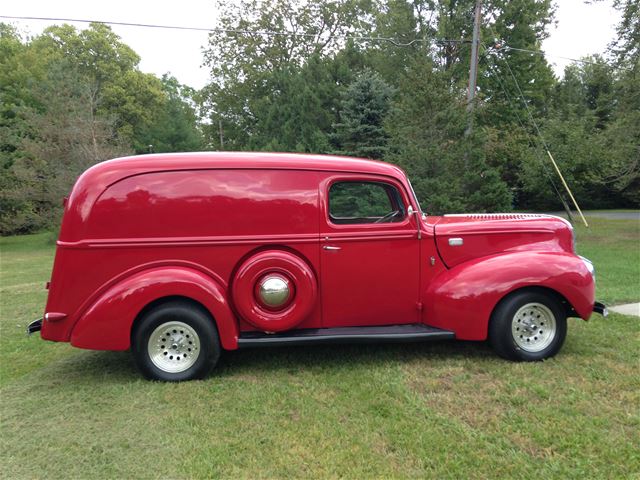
[147,321,200,373]
[511,302,557,352]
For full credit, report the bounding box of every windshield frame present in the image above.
[406,177,426,217]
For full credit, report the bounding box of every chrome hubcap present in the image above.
[258,275,290,308]
[512,303,557,352]
[148,321,200,373]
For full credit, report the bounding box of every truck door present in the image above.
[319,174,421,327]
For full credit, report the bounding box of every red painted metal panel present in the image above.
[318,173,421,327]
[67,267,238,350]
[423,251,595,340]
[433,214,575,267]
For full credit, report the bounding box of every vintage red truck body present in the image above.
[37,152,598,361]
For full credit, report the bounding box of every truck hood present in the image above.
[431,213,575,268]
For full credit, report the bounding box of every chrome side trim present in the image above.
[442,212,573,229]
[444,213,547,218]
[448,237,464,246]
[58,233,320,249]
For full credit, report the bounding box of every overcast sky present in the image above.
[2,0,622,89]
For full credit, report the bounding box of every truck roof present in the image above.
[61,152,410,242]
[91,151,406,178]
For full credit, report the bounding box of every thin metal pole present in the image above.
[489,47,589,227]
[465,0,482,135]
[546,150,588,227]
[218,118,224,150]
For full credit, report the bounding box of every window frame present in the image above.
[324,176,412,228]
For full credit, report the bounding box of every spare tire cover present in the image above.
[232,250,317,332]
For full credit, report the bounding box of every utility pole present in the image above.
[218,118,224,150]
[465,0,482,137]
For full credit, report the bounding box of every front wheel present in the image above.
[132,301,220,381]
[489,291,567,361]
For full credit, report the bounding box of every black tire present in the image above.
[131,301,220,381]
[488,290,567,361]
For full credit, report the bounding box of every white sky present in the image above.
[2,0,622,89]
[542,0,621,75]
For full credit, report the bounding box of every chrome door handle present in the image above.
[323,246,341,251]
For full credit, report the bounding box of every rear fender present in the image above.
[70,267,238,350]
[424,252,595,340]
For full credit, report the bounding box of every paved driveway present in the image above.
[609,303,640,317]
[546,211,640,221]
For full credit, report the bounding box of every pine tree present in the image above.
[332,70,394,159]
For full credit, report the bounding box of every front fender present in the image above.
[70,267,239,351]
[424,252,595,340]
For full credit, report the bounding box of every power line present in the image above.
[494,45,605,67]
[3,14,613,68]
[0,15,467,47]
[480,50,573,218]
[481,29,572,212]
[484,43,589,226]
[2,14,612,67]
[487,48,548,147]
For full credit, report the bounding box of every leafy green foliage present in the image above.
[611,0,639,66]
[0,24,206,235]
[516,56,639,209]
[2,60,129,234]
[1,0,638,235]
[197,0,561,215]
[385,58,512,213]
[137,75,204,153]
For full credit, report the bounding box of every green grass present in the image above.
[573,217,640,304]
[1,217,639,479]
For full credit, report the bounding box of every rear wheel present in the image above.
[489,291,567,361]
[132,301,220,381]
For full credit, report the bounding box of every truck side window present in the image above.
[329,181,406,224]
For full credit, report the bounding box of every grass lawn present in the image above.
[1,216,638,479]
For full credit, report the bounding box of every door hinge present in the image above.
[416,302,423,312]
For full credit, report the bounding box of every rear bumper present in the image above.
[27,318,43,335]
[593,301,608,317]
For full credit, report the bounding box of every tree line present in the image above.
[1,0,638,235]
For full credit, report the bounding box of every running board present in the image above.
[237,324,455,348]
